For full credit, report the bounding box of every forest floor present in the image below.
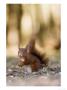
[6,57,61,86]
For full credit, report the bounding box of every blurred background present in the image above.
[6,4,61,59]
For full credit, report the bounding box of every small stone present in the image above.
[8,69,12,72]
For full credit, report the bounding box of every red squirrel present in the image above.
[18,38,48,71]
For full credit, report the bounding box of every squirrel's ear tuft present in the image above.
[19,48,23,51]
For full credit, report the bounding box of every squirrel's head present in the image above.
[18,48,30,65]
